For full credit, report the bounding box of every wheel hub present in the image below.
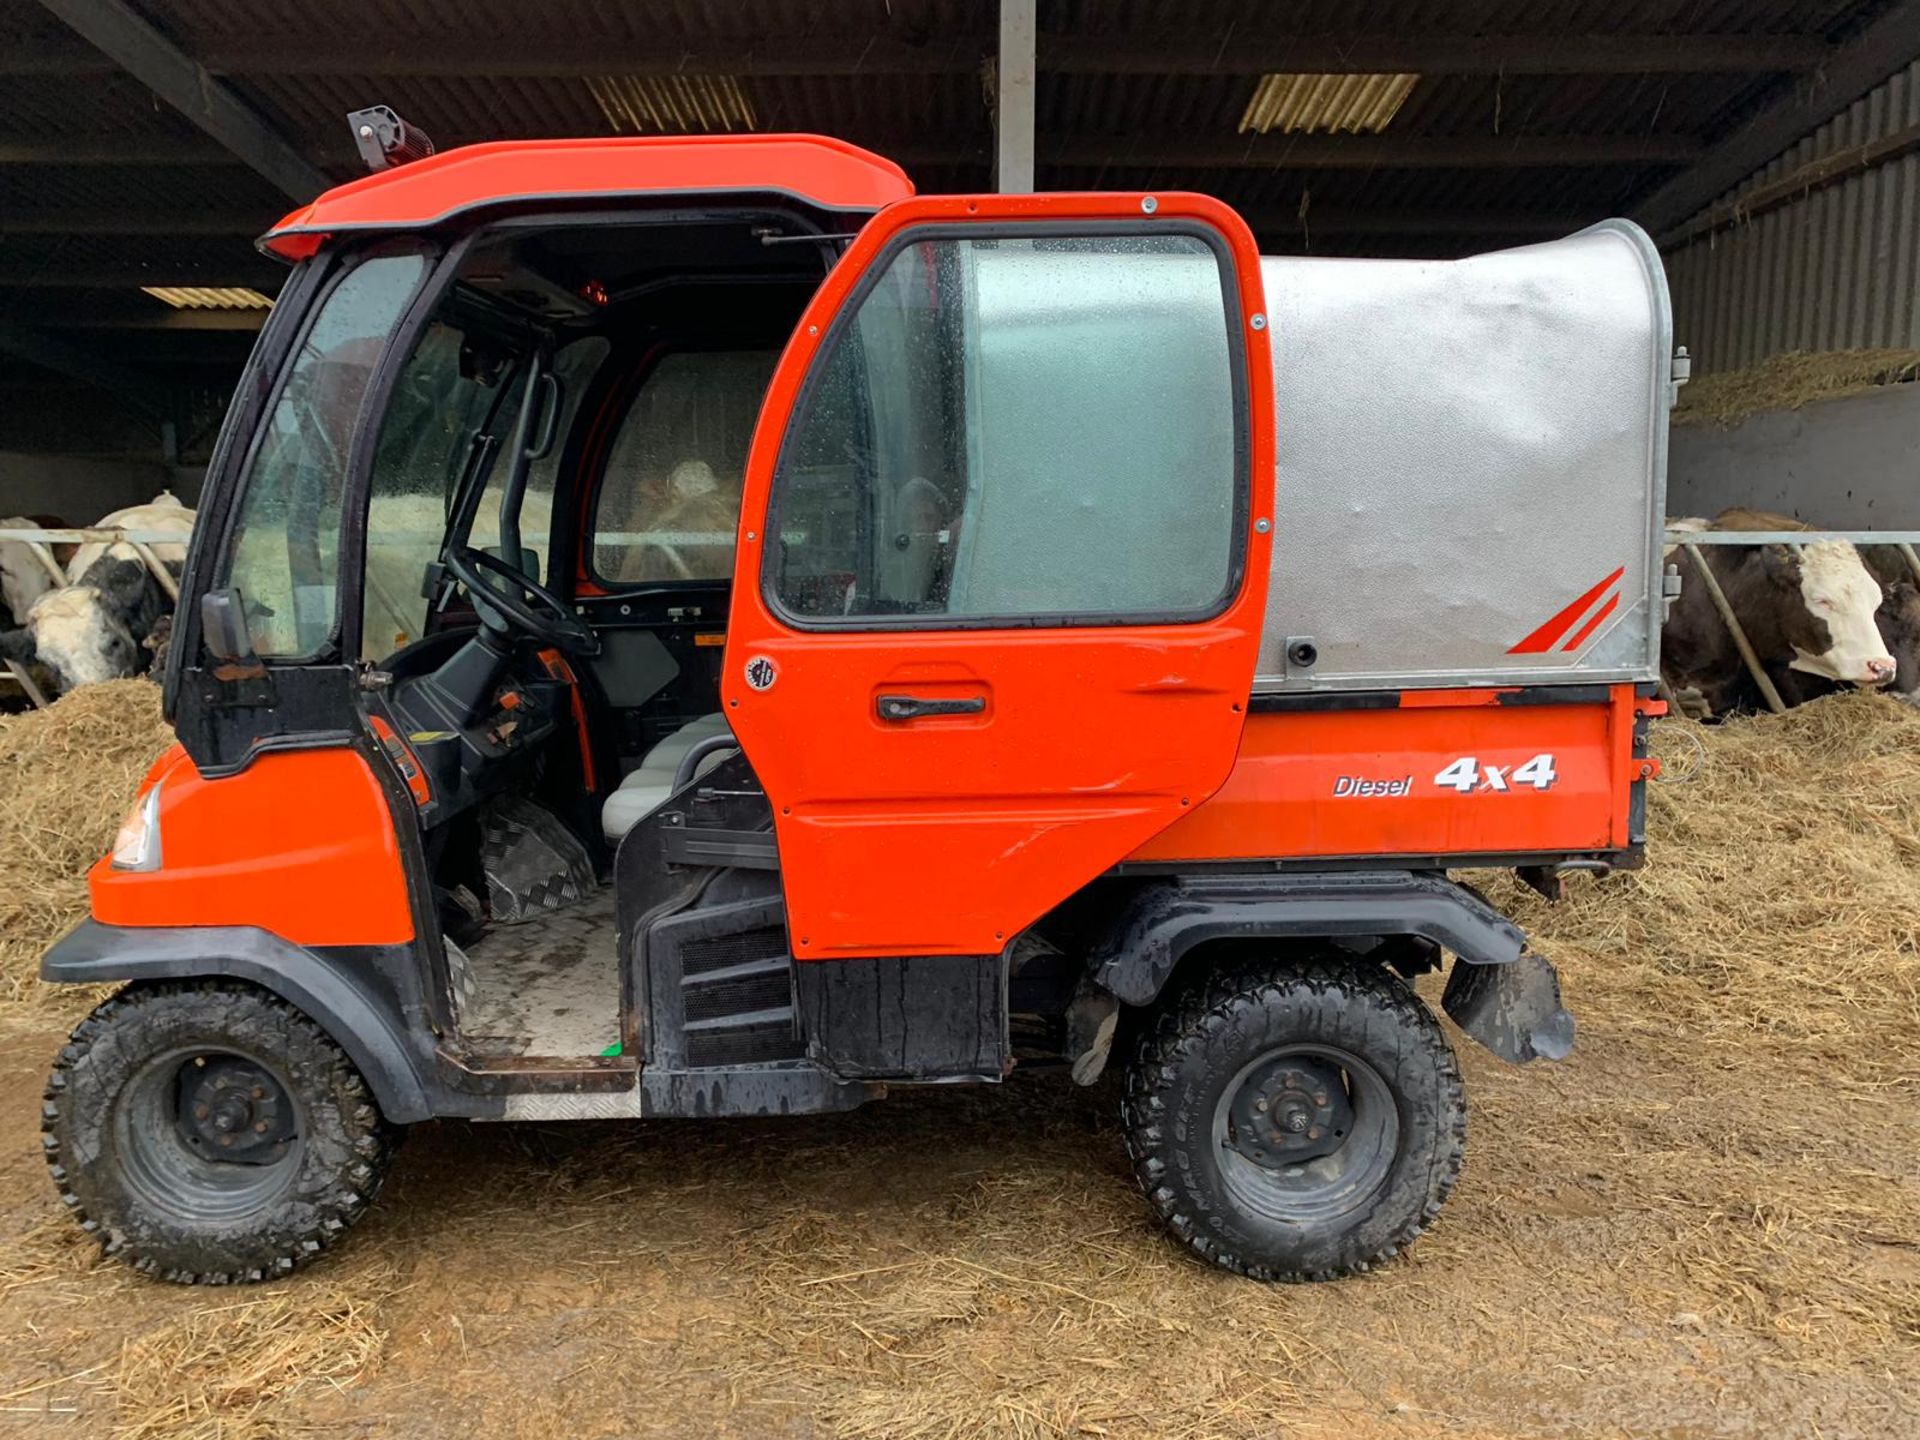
[175,1056,296,1166]
[1224,1055,1353,1169]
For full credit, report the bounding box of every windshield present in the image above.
[222,252,428,658]
[362,317,606,659]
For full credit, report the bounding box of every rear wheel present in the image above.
[43,981,399,1284]
[1123,957,1464,1280]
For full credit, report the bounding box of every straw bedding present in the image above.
[0,682,1913,1436]
[0,681,175,1004]
[1674,347,1920,428]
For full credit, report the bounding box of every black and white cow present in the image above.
[0,494,194,697]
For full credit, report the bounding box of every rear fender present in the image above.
[41,920,441,1123]
[1087,872,1572,1066]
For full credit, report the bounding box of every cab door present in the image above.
[725,194,1275,960]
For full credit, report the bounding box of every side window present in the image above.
[592,350,778,584]
[224,253,427,657]
[768,232,1242,624]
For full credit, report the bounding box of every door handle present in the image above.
[876,693,986,721]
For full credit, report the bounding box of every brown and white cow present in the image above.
[1663,509,1895,715]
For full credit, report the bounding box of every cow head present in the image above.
[23,580,142,693]
[1876,580,1920,705]
[1763,540,1896,686]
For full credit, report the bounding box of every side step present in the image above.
[682,953,802,1068]
[647,894,807,1069]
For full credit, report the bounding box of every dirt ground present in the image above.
[0,686,1915,1438]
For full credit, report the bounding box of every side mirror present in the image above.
[200,587,256,662]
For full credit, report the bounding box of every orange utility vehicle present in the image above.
[42,113,1673,1284]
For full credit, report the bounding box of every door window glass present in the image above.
[223,252,426,656]
[593,350,777,584]
[768,232,1241,624]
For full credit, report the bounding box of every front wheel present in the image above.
[1123,958,1464,1281]
[43,981,400,1284]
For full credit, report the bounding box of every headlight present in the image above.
[110,783,163,872]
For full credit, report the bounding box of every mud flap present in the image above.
[1441,951,1575,1064]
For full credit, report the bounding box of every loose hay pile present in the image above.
[1498,689,1920,1073]
[0,680,174,1006]
[1674,346,1920,428]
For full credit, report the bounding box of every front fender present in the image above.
[42,920,441,1122]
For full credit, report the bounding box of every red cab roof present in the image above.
[262,133,914,260]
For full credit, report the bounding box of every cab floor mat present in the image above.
[478,795,596,925]
[456,886,620,1058]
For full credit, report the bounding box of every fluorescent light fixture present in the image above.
[1240,73,1419,135]
[140,286,275,310]
[586,74,757,133]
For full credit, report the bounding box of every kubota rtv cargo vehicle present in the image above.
[41,119,1672,1283]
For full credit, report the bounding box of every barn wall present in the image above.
[1667,383,1920,526]
[1664,59,1920,377]
[0,452,189,524]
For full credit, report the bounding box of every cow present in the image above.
[2,556,177,695]
[603,458,741,583]
[0,514,76,626]
[0,493,194,697]
[1662,509,1894,716]
[1774,578,1920,709]
[65,492,194,582]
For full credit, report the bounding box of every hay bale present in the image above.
[0,681,174,1008]
[1674,347,1920,428]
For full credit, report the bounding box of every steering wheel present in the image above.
[444,545,599,656]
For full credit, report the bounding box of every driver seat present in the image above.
[600,713,734,842]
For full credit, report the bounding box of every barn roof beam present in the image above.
[30,307,269,332]
[1032,133,1704,169]
[32,0,331,199]
[0,32,1832,79]
[0,319,165,416]
[0,138,242,164]
[0,264,285,290]
[2,131,1702,172]
[1237,208,1588,238]
[1637,0,1920,239]
[1040,32,1831,76]
[1,208,272,236]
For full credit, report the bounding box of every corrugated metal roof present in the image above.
[1239,74,1419,135]
[1667,57,1920,372]
[0,0,1904,414]
[585,75,759,134]
[141,285,274,309]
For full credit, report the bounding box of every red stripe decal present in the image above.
[1507,566,1625,655]
[1560,590,1620,652]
